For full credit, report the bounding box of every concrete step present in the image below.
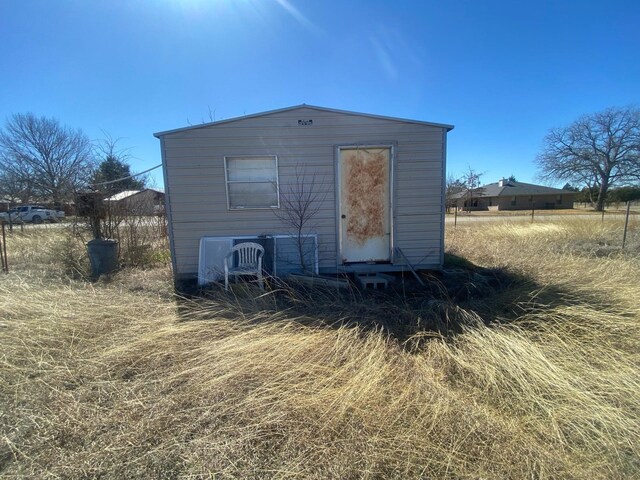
[355,273,390,289]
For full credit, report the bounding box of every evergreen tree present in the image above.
[93,156,145,194]
[92,134,145,195]
[608,186,640,204]
[562,183,580,192]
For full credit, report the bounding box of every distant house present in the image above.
[454,179,575,211]
[154,104,454,283]
[105,188,165,216]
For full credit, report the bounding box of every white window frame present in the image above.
[224,155,280,210]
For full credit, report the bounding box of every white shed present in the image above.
[154,105,453,285]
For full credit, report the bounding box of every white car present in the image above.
[0,205,65,224]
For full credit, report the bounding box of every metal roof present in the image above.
[153,104,455,137]
[105,188,164,202]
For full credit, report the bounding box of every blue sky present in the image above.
[1,0,638,188]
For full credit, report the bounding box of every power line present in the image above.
[92,164,162,187]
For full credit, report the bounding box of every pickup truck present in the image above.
[0,205,65,224]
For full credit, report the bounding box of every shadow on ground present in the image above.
[172,254,576,348]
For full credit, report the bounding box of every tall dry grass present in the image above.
[1,218,638,478]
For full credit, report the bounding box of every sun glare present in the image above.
[164,0,321,34]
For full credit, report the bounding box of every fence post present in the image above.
[0,224,4,272]
[531,203,535,223]
[454,208,457,228]
[622,201,631,249]
[1,222,7,273]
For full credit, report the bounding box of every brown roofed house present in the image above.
[454,179,575,211]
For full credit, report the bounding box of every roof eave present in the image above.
[153,104,455,138]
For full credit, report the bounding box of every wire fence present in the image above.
[448,203,638,225]
[447,202,638,251]
[447,212,636,225]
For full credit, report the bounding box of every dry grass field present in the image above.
[1,218,639,479]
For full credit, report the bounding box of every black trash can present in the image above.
[87,239,118,278]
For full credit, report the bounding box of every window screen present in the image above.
[225,156,279,209]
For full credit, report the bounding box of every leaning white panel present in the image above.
[198,237,234,285]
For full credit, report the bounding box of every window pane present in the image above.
[227,157,277,182]
[228,182,278,208]
[225,156,279,208]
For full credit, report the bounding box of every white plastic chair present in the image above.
[224,242,265,291]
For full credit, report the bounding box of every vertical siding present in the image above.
[160,107,447,278]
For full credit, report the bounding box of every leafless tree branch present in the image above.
[536,106,640,211]
[272,165,328,273]
[0,113,94,205]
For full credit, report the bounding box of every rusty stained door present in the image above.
[339,147,391,263]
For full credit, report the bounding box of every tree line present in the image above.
[563,184,640,206]
[0,113,145,207]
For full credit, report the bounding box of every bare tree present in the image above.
[537,106,640,211]
[0,169,34,204]
[445,174,465,213]
[273,165,327,274]
[0,113,94,205]
[459,167,484,211]
[186,105,218,126]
